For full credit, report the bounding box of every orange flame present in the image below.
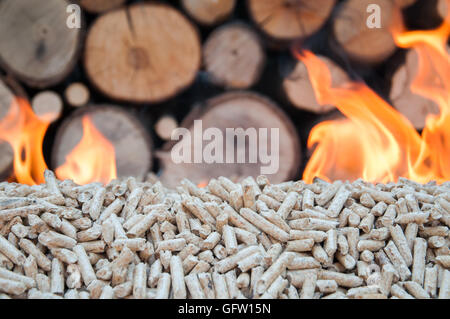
[0,97,49,185]
[300,3,450,184]
[55,116,117,185]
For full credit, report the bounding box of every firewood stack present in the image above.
[0,0,447,184]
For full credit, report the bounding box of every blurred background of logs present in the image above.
[0,0,447,186]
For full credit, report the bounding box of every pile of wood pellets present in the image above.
[0,170,449,299]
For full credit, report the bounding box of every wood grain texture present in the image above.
[158,91,301,187]
[84,3,201,103]
[0,0,82,88]
[203,23,265,89]
[181,0,236,25]
[52,105,153,179]
[247,0,336,40]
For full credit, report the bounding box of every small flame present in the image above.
[197,181,208,188]
[299,2,450,184]
[55,116,117,185]
[0,97,49,185]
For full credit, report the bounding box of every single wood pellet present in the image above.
[0,172,448,299]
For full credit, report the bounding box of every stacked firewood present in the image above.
[0,0,447,185]
[0,171,449,299]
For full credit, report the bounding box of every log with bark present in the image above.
[247,0,336,41]
[390,49,441,130]
[332,0,401,64]
[282,55,350,114]
[31,91,63,123]
[155,115,179,141]
[65,82,90,108]
[181,0,236,26]
[52,105,153,179]
[84,3,202,103]
[157,91,302,187]
[0,0,83,88]
[203,23,266,89]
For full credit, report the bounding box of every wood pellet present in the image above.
[0,171,448,299]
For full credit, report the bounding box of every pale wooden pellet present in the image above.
[89,187,106,221]
[318,270,363,288]
[384,240,411,281]
[238,253,262,272]
[412,238,427,285]
[215,245,260,273]
[240,208,289,242]
[179,243,200,260]
[286,239,314,252]
[170,255,186,298]
[299,271,317,299]
[0,234,26,265]
[261,276,288,299]
[222,225,238,255]
[185,273,206,299]
[316,279,337,293]
[99,285,114,299]
[289,230,327,243]
[36,273,51,292]
[424,265,438,297]
[212,272,229,299]
[236,272,250,289]
[404,281,430,299]
[23,255,37,279]
[438,270,449,299]
[65,289,80,299]
[133,263,147,299]
[234,227,258,245]
[225,270,244,299]
[38,231,77,249]
[18,238,51,271]
[198,272,215,299]
[0,267,35,288]
[50,258,65,295]
[256,253,294,295]
[73,245,96,286]
[391,284,414,299]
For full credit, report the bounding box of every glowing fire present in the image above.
[300,2,450,184]
[55,116,117,185]
[0,96,117,185]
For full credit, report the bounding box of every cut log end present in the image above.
[158,91,301,188]
[247,0,336,40]
[203,23,266,89]
[333,0,399,64]
[181,0,236,26]
[282,55,350,114]
[0,0,82,88]
[79,0,126,13]
[65,82,90,107]
[31,91,63,123]
[52,105,153,179]
[390,49,441,130]
[84,3,201,103]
